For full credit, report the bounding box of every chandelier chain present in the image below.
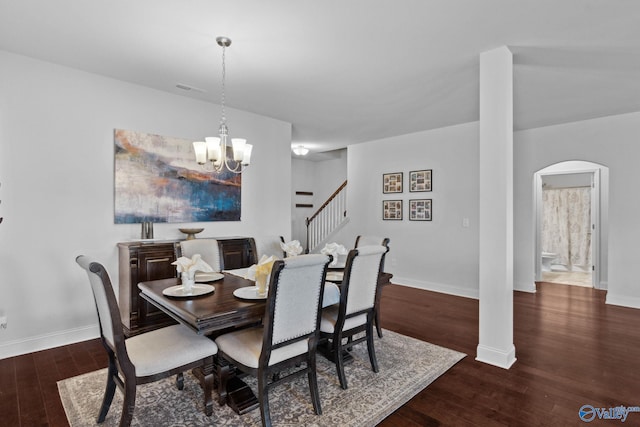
[220,43,227,127]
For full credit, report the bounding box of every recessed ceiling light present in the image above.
[293,145,310,156]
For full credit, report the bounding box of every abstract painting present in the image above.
[114,129,241,223]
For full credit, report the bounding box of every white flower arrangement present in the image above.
[280,240,303,257]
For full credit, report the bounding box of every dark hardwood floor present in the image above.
[2,281,639,426]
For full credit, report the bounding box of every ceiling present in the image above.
[1,0,639,159]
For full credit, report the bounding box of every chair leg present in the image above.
[374,307,383,338]
[119,379,136,427]
[366,320,379,373]
[97,356,117,423]
[307,353,322,415]
[334,336,348,389]
[257,370,272,427]
[202,356,214,416]
[176,372,184,390]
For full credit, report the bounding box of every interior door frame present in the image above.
[534,162,604,288]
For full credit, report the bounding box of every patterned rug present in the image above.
[58,330,465,426]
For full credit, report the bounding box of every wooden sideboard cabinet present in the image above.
[118,236,255,336]
[118,241,178,336]
[218,237,256,269]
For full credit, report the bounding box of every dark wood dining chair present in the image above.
[76,255,218,426]
[354,235,390,337]
[320,245,388,389]
[215,253,331,427]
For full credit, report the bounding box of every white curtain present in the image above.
[542,187,591,270]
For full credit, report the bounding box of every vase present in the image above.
[181,272,195,293]
[256,272,268,297]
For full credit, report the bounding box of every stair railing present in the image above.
[305,180,347,253]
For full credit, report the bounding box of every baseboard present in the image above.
[606,292,640,310]
[476,343,517,369]
[392,276,535,298]
[0,324,99,360]
[514,281,537,293]
[392,276,479,300]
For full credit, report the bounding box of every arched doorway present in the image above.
[534,161,609,289]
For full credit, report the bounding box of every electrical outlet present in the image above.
[0,316,7,329]
[390,258,398,267]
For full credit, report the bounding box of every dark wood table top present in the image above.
[139,273,265,335]
[139,271,393,336]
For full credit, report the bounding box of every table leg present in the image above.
[215,355,259,415]
[316,339,354,364]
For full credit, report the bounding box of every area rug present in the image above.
[58,330,465,426]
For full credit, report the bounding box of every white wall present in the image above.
[514,111,640,308]
[340,122,481,298]
[0,51,292,359]
[334,111,640,311]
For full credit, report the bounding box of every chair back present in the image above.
[354,236,390,270]
[76,255,125,353]
[354,235,389,248]
[251,235,285,262]
[261,254,330,358]
[177,239,222,272]
[342,245,388,316]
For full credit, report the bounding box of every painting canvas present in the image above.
[114,129,241,223]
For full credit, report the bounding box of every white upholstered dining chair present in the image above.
[354,235,390,337]
[320,245,388,389]
[175,238,222,271]
[215,253,331,427]
[76,255,218,426]
[251,235,286,262]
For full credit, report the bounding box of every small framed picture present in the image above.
[383,200,403,220]
[383,172,403,193]
[409,199,432,221]
[409,169,432,192]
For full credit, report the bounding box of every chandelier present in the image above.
[193,37,252,174]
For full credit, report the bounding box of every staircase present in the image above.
[305,180,349,253]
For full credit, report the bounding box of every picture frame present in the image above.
[409,199,432,221]
[383,172,403,193]
[383,200,403,220]
[409,169,432,192]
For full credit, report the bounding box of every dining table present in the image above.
[139,272,269,414]
[137,269,344,414]
[139,272,265,336]
[138,267,392,414]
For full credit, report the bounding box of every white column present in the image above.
[476,46,516,369]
